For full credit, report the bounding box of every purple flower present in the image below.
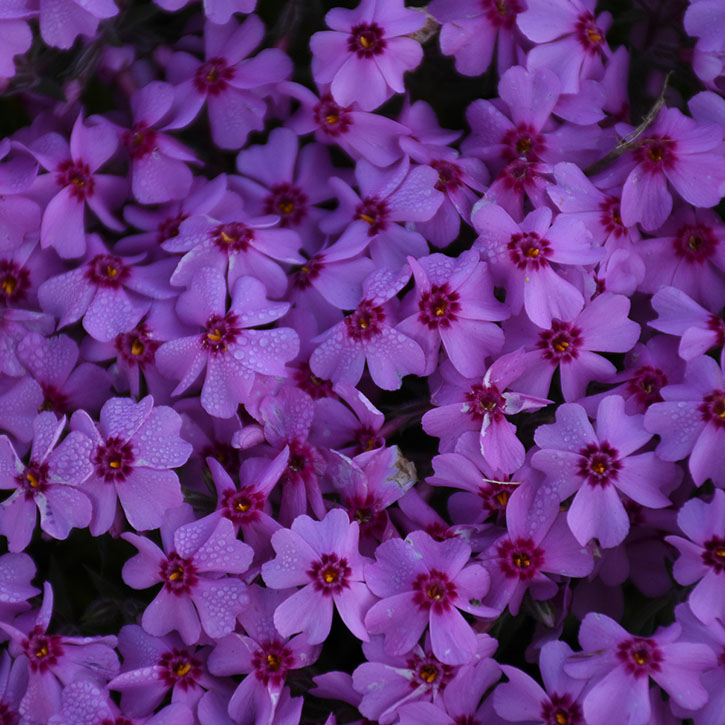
[71,395,191,534]
[364,530,497,664]
[564,613,716,725]
[37,234,176,342]
[532,396,676,548]
[206,585,320,723]
[0,412,93,552]
[29,114,124,258]
[122,511,253,644]
[644,355,725,488]
[666,489,725,625]
[0,2,33,79]
[155,267,299,418]
[472,203,603,328]
[261,508,373,644]
[166,15,292,149]
[0,552,40,621]
[310,0,425,112]
[310,266,425,391]
[398,250,508,378]
[617,107,725,231]
[154,0,256,24]
[38,0,118,50]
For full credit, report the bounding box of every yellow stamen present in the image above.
[323,568,338,584]
[419,665,438,683]
[207,328,223,342]
[131,339,144,356]
[633,651,648,665]
[587,27,603,43]
[35,645,49,658]
[266,653,281,670]
[359,213,376,224]
[525,247,539,257]
[278,200,294,215]
[109,459,121,469]
[105,266,118,278]
[236,500,251,512]
[434,303,447,317]
[169,568,183,581]
[1,277,17,295]
[175,662,192,676]
[513,553,531,568]
[325,113,339,125]
[554,340,569,352]
[26,472,39,488]
[555,713,569,725]
[359,35,371,49]
[591,462,606,474]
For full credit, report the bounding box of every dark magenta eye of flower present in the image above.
[292,256,323,290]
[23,626,63,673]
[537,320,583,363]
[627,365,667,405]
[38,383,69,414]
[701,536,725,573]
[412,570,457,612]
[202,312,241,353]
[355,425,384,454]
[355,196,390,235]
[465,383,505,423]
[575,12,605,53]
[221,486,265,525]
[418,284,461,328]
[344,300,386,341]
[502,123,546,162]
[93,437,135,482]
[348,22,386,57]
[313,94,352,137]
[124,121,157,159]
[308,552,351,594]
[252,640,294,685]
[508,231,551,269]
[617,637,663,678]
[159,648,202,689]
[115,324,160,367]
[699,389,725,428]
[158,212,188,243]
[599,197,625,237]
[498,537,545,580]
[85,254,129,288]
[431,159,463,192]
[673,223,718,262]
[17,462,49,497]
[194,57,234,95]
[541,693,583,725]
[161,552,198,595]
[56,159,94,200]
[407,653,454,690]
[635,136,676,171]
[483,0,523,28]
[101,718,133,725]
[479,479,515,515]
[577,442,622,486]
[263,182,309,227]
[293,362,334,399]
[212,222,254,253]
[0,259,30,303]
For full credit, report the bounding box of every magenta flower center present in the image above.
[616,637,663,678]
[355,424,384,454]
[23,626,63,673]
[293,362,334,399]
[0,702,20,725]
[500,159,540,192]
[220,486,265,525]
[355,196,390,235]
[502,123,546,162]
[348,22,386,57]
[541,693,583,725]
[263,182,309,227]
[57,159,94,200]
[308,552,351,595]
[114,324,160,367]
[482,0,523,29]
[431,160,463,192]
[124,121,158,159]
[313,94,352,137]
[93,437,135,483]
[39,383,68,414]
[599,197,625,237]
[418,283,461,328]
[161,552,198,595]
[159,648,202,689]
[577,442,621,487]
[16,461,49,499]
[708,315,725,348]
[537,320,583,363]
[407,652,454,691]
[101,718,133,725]
[344,300,386,341]
[158,212,188,243]
[252,640,294,685]
[465,383,506,423]
[194,57,234,95]
[701,536,725,574]
[508,231,551,270]
[202,312,241,353]
[292,256,323,291]
[0,260,30,303]
[478,480,514,516]
[349,493,386,537]
[634,136,676,172]
[498,536,545,580]
[212,222,254,253]
[699,389,725,428]
[627,365,667,406]
[85,254,129,289]
[673,223,717,262]
[575,12,605,53]
[412,569,457,612]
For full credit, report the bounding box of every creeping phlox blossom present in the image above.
[1,0,725,722]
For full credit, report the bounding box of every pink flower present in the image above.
[310,0,425,111]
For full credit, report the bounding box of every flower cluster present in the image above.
[0,0,724,722]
